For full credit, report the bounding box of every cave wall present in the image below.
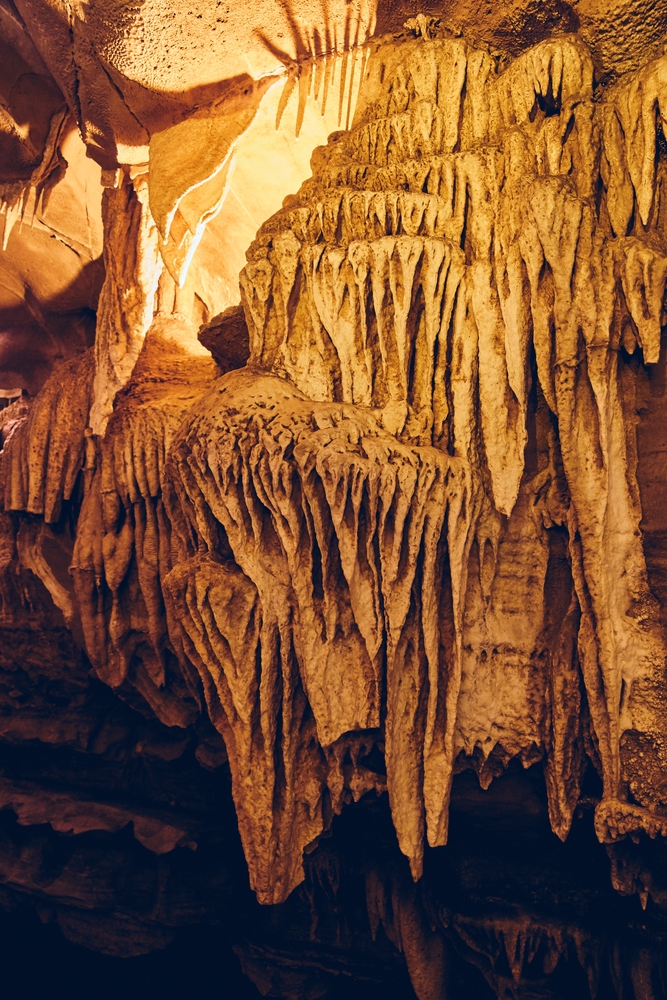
[3,3,667,998]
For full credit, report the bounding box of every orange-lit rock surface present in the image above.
[2,4,667,998]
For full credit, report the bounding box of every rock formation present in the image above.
[3,3,667,998]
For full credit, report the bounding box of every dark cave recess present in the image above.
[0,736,664,999]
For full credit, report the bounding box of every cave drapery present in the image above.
[4,3,667,998]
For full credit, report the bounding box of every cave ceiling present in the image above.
[2,2,667,999]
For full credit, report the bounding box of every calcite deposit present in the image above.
[2,2,667,998]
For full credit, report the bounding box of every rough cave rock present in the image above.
[3,2,667,998]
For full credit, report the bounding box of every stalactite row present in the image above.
[362,846,667,1000]
[1,350,93,524]
[276,44,371,138]
[364,865,617,999]
[271,0,377,138]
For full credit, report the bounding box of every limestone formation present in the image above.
[3,4,667,998]
[159,30,667,907]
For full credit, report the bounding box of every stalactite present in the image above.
[89,170,164,437]
[163,367,463,898]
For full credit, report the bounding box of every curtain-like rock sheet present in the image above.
[89,171,164,437]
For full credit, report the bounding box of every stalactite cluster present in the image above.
[157,29,667,904]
